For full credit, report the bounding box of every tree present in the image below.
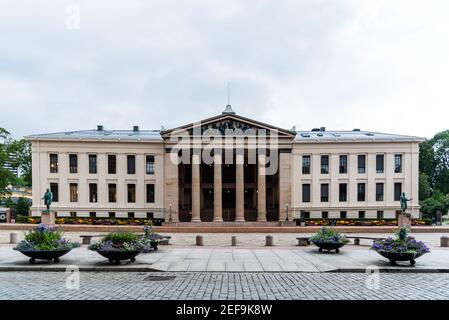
[8,139,32,186]
[14,197,31,216]
[0,128,13,200]
[419,172,431,201]
[420,191,449,218]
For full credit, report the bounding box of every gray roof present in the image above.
[295,130,425,142]
[24,128,425,143]
[25,129,163,142]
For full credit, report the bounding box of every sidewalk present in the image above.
[1,245,449,273]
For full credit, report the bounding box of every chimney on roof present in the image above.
[320,127,326,132]
[353,128,361,131]
[97,125,103,131]
[133,126,139,132]
[311,128,320,132]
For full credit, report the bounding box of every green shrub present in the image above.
[14,224,80,251]
[310,227,349,244]
[89,231,143,252]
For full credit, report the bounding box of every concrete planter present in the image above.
[312,241,347,253]
[376,251,425,266]
[95,250,142,265]
[15,249,72,264]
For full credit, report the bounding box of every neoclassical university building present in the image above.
[26,106,423,224]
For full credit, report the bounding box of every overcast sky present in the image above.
[1,0,448,139]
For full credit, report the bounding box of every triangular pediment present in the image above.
[161,113,296,139]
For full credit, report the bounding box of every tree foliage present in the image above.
[8,139,32,186]
[420,130,449,195]
[420,191,449,218]
[0,128,13,200]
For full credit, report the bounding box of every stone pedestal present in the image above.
[398,214,412,229]
[41,211,56,226]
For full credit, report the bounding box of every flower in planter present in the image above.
[89,231,144,252]
[372,227,430,256]
[14,224,80,252]
[310,227,349,244]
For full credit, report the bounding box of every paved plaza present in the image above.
[1,230,449,272]
[1,244,449,272]
[1,271,449,300]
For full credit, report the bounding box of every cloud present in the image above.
[0,0,448,139]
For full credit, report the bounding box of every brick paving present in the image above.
[0,271,449,300]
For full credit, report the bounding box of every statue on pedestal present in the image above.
[42,189,53,213]
[400,192,412,214]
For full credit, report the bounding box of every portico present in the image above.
[162,106,296,224]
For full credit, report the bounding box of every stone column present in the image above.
[164,151,179,223]
[236,153,245,222]
[191,153,201,222]
[213,153,223,222]
[257,154,267,222]
[279,152,292,222]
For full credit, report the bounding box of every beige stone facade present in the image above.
[26,109,424,222]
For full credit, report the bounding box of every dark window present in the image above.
[322,211,329,219]
[146,155,155,175]
[89,183,97,203]
[128,212,135,219]
[395,154,403,173]
[127,155,136,174]
[49,154,58,173]
[358,155,366,174]
[70,212,76,217]
[376,154,384,173]
[302,184,311,203]
[376,183,384,201]
[128,184,136,203]
[339,183,347,202]
[88,155,97,174]
[146,184,155,203]
[321,184,329,202]
[69,183,78,202]
[89,212,96,218]
[147,212,154,219]
[394,182,402,201]
[108,184,117,203]
[377,211,384,219]
[359,211,365,219]
[340,211,347,219]
[108,155,116,174]
[300,211,310,219]
[108,212,115,218]
[69,154,78,174]
[357,183,366,202]
[50,183,59,202]
[302,156,311,174]
[321,155,329,174]
[339,155,348,174]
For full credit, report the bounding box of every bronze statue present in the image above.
[42,188,53,212]
[400,192,412,214]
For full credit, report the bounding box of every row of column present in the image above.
[190,153,267,222]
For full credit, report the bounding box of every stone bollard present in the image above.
[441,236,449,247]
[231,236,237,247]
[266,235,274,247]
[354,238,360,246]
[10,232,19,244]
[196,235,204,246]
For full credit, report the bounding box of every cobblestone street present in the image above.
[1,271,449,300]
